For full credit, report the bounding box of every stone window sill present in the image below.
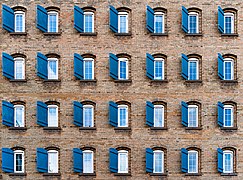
[9,79,27,82]
[221,33,239,37]
[43,127,62,131]
[114,127,131,131]
[150,33,168,36]
[114,173,131,176]
[185,127,203,130]
[220,80,238,84]
[185,33,203,36]
[220,127,238,130]
[79,127,96,130]
[185,173,202,176]
[9,173,27,176]
[150,127,168,130]
[9,127,27,131]
[150,173,167,176]
[80,32,97,36]
[43,32,62,36]
[9,32,27,36]
[80,79,97,83]
[43,79,61,82]
[114,80,132,83]
[79,173,96,176]
[220,173,237,176]
[151,79,168,83]
[43,173,61,176]
[114,33,132,36]
[185,80,202,83]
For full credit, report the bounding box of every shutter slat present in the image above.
[217,148,223,173]
[73,101,83,127]
[146,148,153,173]
[2,148,14,173]
[73,148,83,173]
[74,6,84,33]
[181,54,189,80]
[74,53,84,80]
[218,6,224,33]
[109,101,118,127]
[2,52,14,79]
[36,5,48,32]
[37,52,48,79]
[37,101,48,127]
[146,101,154,127]
[182,6,188,33]
[2,101,14,127]
[36,148,48,172]
[146,6,154,33]
[181,101,188,127]
[109,5,118,33]
[181,148,188,173]
[218,102,224,127]
[109,148,118,173]
[2,4,14,32]
[218,53,224,80]
[109,53,118,80]
[146,53,154,80]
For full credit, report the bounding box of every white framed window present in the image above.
[223,58,234,80]
[118,12,128,33]
[154,12,164,33]
[14,11,25,32]
[223,150,233,173]
[118,105,128,127]
[14,105,25,127]
[83,105,94,127]
[153,150,164,173]
[83,58,94,80]
[188,150,198,173]
[48,105,58,127]
[154,105,164,127]
[118,150,128,173]
[48,150,58,173]
[48,11,58,32]
[188,105,198,127]
[83,150,94,173]
[118,58,128,80]
[14,58,25,80]
[188,12,198,34]
[154,58,164,80]
[224,13,234,34]
[84,12,94,33]
[14,150,24,173]
[224,105,233,127]
[48,58,58,79]
[188,58,199,80]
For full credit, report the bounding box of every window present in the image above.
[223,105,233,127]
[14,150,24,173]
[154,12,164,33]
[181,101,201,128]
[14,105,24,127]
[218,102,236,128]
[83,150,94,173]
[14,11,25,32]
[223,150,233,173]
[154,105,164,127]
[48,11,58,32]
[83,105,94,127]
[118,58,128,80]
[188,150,198,173]
[224,13,234,34]
[146,148,166,174]
[218,7,237,34]
[84,58,94,80]
[218,148,236,174]
[118,12,128,33]
[224,58,234,80]
[182,7,201,34]
[47,58,58,79]
[118,105,128,127]
[181,54,201,81]
[154,58,164,80]
[188,105,198,127]
[188,12,198,33]
[48,105,58,127]
[188,58,199,80]
[218,54,236,81]
[118,150,128,173]
[153,150,164,173]
[181,148,200,174]
[14,58,25,79]
[48,150,58,173]
[84,12,94,33]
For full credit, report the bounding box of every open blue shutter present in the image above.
[182,6,188,33]
[2,148,14,173]
[218,53,224,80]
[36,5,47,32]
[109,148,118,173]
[73,101,83,127]
[2,4,14,32]
[146,53,154,80]
[37,52,48,79]
[2,52,14,79]
[37,101,48,127]
[218,6,224,34]
[109,101,118,127]
[109,5,118,33]
[109,53,118,80]
[181,148,188,173]
[74,5,84,33]
[181,101,188,127]
[217,148,223,173]
[74,53,84,80]
[218,102,224,127]
[73,148,83,173]
[2,101,14,127]
[146,101,154,127]
[181,54,188,80]
[146,6,154,33]
[146,148,153,173]
[36,148,48,173]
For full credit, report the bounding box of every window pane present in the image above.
[15,106,24,127]
[85,14,93,33]
[48,14,57,32]
[48,60,57,79]
[15,14,24,32]
[15,60,24,79]
[15,154,23,172]
[84,60,93,79]
[48,152,58,173]
[48,107,58,127]
[119,153,128,172]
[119,107,127,127]
[154,15,163,33]
[224,108,233,127]
[224,61,232,80]
[154,107,163,127]
[225,17,232,34]
[188,152,197,173]
[83,152,93,173]
[119,15,127,33]
[119,61,127,79]
[224,153,233,172]
[189,61,197,80]
[154,152,163,173]
[188,107,197,127]
[84,107,93,127]
[189,15,197,33]
[154,61,163,80]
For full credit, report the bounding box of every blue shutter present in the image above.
[146,6,154,33]
[146,148,153,173]
[2,101,14,127]
[36,148,48,173]
[181,148,188,173]
[37,52,48,79]
[2,52,14,79]
[109,5,118,33]
[109,53,118,80]
[36,5,47,32]
[37,101,48,127]
[2,4,14,32]
[182,6,188,33]
[73,148,83,173]
[74,53,84,80]
[73,101,83,127]
[146,53,154,80]
[218,53,224,80]
[146,101,154,127]
[218,102,224,127]
[218,6,224,34]
[2,148,14,173]
[74,5,84,33]
[181,101,188,127]
[217,148,223,173]
[109,101,118,127]
[109,148,118,173]
[181,53,188,80]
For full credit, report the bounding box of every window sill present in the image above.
[151,79,168,83]
[9,173,27,176]
[185,127,202,130]
[220,80,238,84]
[43,173,61,176]
[80,32,97,36]
[149,173,167,176]
[43,127,62,131]
[114,173,131,176]
[114,127,131,131]
[79,173,96,176]
[220,127,238,131]
[221,33,239,37]
[9,127,27,131]
[221,173,237,176]
[43,32,62,36]
[9,32,27,36]
[150,127,168,130]
[80,79,97,83]
[114,33,132,36]
[185,80,202,83]
[185,173,202,176]
[150,33,168,36]
[9,79,27,82]
[114,80,132,83]
[43,79,61,82]
[79,127,96,130]
[185,33,203,36]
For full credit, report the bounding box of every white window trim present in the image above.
[154,58,164,80]
[84,12,94,33]
[14,150,24,173]
[224,13,234,34]
[153,105,164,127]
[118,105,128,127]
[83,150,94,173]
[153,150,164,173]
[48,150,58,173]
[188,150,198,173]
[14,11,25,32]
[118,12,128,33]
[154,12,164,33]
[223,150,234,173]
[83,58,94,80]
[188,105,198,127]
[83,105,94,127]
[47,11,58,32]
[14,57,25,80]
[47,105,58,127]
[118,58,128,80]
[188,12,199,33]
[118,150,128,173]
[14,105,25,127]
[223,58,234,80]
[47,58,58,80]
[188,58,199,80]
[223,105,234,127]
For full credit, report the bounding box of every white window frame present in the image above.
[223,58,234,80]
[224,13,234,34]
[154,105,164,127]
[188,58,199,80]
[118,105,128,127]
[153,150,164,173]
[83,105,94,127]
[188,12,199,34]
[223,105,234,127]
[188,150,198,173]
[14,11,25,32]
[14,57,25,80]
[48,150,58,173]
[84,12,94,33]
[83,58,94,80]
[118,150,128,173]
[154,12,164,33]
[223,150,233,173]
[47,105,58,127]
[83,150,94,173]
[14,105,25,127]
[154,58,164,80]
[118,12,128,33]
[188,105,198,127]
[47,58,58,80]
[14,150,24,173]
[47,11,58,32]
[118,58,128,80]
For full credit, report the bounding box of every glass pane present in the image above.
[15,106,24,127]
[224,108,233,127]
[154,15,163,33]
[48,14,57,32]
[154,107,163,127]
[84,107,93,127]
[119,153,127,172]
[225,17,232,34]
[48,152,58,173]
[154,61,163,80]
[48,60,57,79]
[189,15,197,33]
[83,152,93,173]
[224,61,232,80]
[15,154,23,172]
[48,107,58,127]
[15,60,24,79]
[119,61,127,79]
[188,152,197,173]
[189,61,197,80]
[188,107,197,127]
[85,14,93,32]
[84,60,93,79]
[224,153,233,172]
[154,152,163,173]
[119,108,127,127]
[119,15,127,33]
[15,14,24,32]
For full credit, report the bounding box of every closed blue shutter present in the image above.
[2,148,14,173]
[146,148,153,173]
[181,53,188,80]
[109,148,118,173]
[146,53,154,80]
[146,101,154,127]
[218,6,224,34]
[182,6,188,33]
[73,101,83,127]
[217,148,223,173]
[37,52,48,79]
[218,102,224,127]
[2,4,14,32]
[109,5,118,33]
[36,5,47,32]
[218,53,224,80]
[73,148,83,173]
[37,101,48,127]
[36,148,48,173]
[146,6,154,33]
[181,101,188,127]
[109,101,118,127]
[74,5,84,33]
[2,52,14,79]
[74,53,84,80]
[181,148,188,173]
[109,53,118,80]
[2,101,14,127]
